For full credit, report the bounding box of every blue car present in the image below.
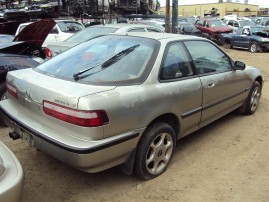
[220,26,269,52]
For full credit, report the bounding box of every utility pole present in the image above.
[165,0,170,33]
[172,0,178,33]
[102,0,105,25]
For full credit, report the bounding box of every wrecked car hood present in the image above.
[13,18,56,47]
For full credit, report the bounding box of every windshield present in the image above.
[56,21,84,33]
[210,20,226,27]
[65,27,118,43]
[35,35,159,85]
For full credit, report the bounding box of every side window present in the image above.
[147,28,162,32]
[228,20,233,26]
[195,20,202,26]
[234,21,239,27]
[184,41,232,75]
[128,28,146,32]
[160,42,194,80]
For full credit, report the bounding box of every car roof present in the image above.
[91,23,161,29]
[111,32,203,41]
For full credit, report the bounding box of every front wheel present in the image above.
[243,81,261,115]
[135,122,176,180]
[0,82,7,126]
[249,42,258,53]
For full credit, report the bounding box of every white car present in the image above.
[46,23,164,56]
[0,141,23,202]
[225,19,256,34]
[15,19,85,45]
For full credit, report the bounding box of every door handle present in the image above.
[207,82,215,88]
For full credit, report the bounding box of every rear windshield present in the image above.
[65,27,118,43]
[35,35,160,85]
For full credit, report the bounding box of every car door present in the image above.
[158,42,203,137]
[233,27,250,48]
[184,40,249,128]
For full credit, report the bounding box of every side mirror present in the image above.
[234,61,245,70]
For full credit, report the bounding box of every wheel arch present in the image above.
[145,113,180,139]
[255,76,263,89]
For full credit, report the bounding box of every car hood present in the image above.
[6,68,116,108]
[13,18,56,47]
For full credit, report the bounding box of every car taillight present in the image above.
[43,101,109,127]
[45,47,53,58]
[6,83,18,99]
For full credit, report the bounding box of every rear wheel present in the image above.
[135,122,176,180]
[0,82,6,101]
[243,81,261,115]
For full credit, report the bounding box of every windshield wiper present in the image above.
[73,62,102,80]
[101,44,140,68]
[72,44,140,80]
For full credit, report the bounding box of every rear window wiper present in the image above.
[73,44,140,80]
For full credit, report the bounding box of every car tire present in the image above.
[243,81,261,115]
[134,122,176,180]
[249,42,258,53]
[0,82,7,126]
[0,82,6,101]
[224,41,232,49]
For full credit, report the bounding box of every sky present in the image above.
[159,0,269,8]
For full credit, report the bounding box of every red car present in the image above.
[195,18,233,43]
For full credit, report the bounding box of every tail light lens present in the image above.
[45,47,53,58]
[43,101,109,127]
[6,83,18,99]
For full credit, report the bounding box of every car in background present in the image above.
[15,19,84,45]
[129,20,165,32]
[225,19,256,33]
[220,26,269,52]
[46,23,164,56]
[2,0,62,18]
[195,18,233,43]
[0,141,23,202]
[178,22,202,36]
[0,33,263,180]
[255,17,269,26]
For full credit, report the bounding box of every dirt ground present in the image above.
[1,48,269,202]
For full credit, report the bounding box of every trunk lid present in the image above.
[7,68,116,109]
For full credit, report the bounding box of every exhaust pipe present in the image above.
[9,132,21,140]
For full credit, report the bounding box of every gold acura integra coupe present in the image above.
[0,33,263,180]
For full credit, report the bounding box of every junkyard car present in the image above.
[195,18,233,43]
[0,33,263,180]
[225,18,256,34]
[46,23,164,56]
[0,141,23,202]
[220,26,269,52]
[15,19,85,45]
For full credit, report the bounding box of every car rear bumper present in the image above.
[0,141,23,202]
[0,100,144,173]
